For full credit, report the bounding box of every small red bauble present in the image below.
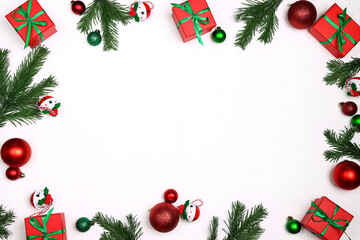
[287,0,317,29]
[1,138,32,168]
[71,0,86,15]
[149,202,179,233]
[340,101,358,116]
[5,167,24,181]
[332,160,360,190]
[164,189,178,203]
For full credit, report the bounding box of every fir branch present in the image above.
[208,217,219,240]
[234,0,283,50]
[323,58,360,89]
[324,127,360,162]
[77,0,131,51]
[0,205,15,240]
[0,46,57,128]
[93,212,143,240]
[223,201,268,240]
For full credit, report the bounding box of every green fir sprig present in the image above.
[324,127,360,162]
[234,0,283,50]
[77,0,132,51]
[208,201,268,240]
[0,205,15,240]
[208,217,219,240]
[0,46,57,128]
[93,212,143,240]
[323,58,360,89]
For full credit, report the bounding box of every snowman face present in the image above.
[33,190,45,209]
[185,203,197,221]
[136,2,147,21]
[41,98,58,109]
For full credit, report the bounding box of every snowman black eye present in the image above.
[190,205,193,208]
[49,101,52,104]
[141,11,145,15]
[36,194,40,197]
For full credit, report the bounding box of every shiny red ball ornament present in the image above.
[71,0,86,15]
[287,0,317,29]
[332,160,360,190]
[164,189,178,203]
[340,101,358,116]
[5,167,25,181]
[1,138,32,168]
[149,202,179,233]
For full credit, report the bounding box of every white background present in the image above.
[1,0,360,239]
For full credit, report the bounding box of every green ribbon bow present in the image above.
[320,8,357,53]
[27,208,66,240]
[307,201,351,239]
[171,1,210,45]
[12,0,47,49]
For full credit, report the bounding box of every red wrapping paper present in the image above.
[24,212,67,240]
[308,3,360,58]
[301,196,353,240]
[5,0,57,48]
[172,0,216,43]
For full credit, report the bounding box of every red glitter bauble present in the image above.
[332,160,360,190]
[288,1,317,29]
[71,1,86,15]
[1,138,32,168]
[164,189,178,203]
[5,167,24,181]
[149,203,179,233]
[340,101,358,116]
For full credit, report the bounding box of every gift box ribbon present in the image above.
[27,208,66,240]
[320,8,357,53]
[12,0,47,49]
[307,201,351,239]
[171,1,210,45]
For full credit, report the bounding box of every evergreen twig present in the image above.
[323,58,360,89]
[208,217,219,240]
[324,127,360,162]
[77,0,132,51]
[0,46,57,128]
[0,205,15,240]
[234,0,283,50]
[93,212,143,240]
[208,201,268,240]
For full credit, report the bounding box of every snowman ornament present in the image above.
[345,75,360,97]
[178,199,203,222]
[30,187,53,216]
[129,1,154,22]
[37,96,61,117]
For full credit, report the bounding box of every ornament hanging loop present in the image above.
[192,199,203,207]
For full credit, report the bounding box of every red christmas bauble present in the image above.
[164,189,178,203]
[332,160,360,190]
[71,0,86,15]
[340,101,358,116]
[1,138,31,168]
[5,167,24,181]
[288,1,317,29]
[149,202,179,233]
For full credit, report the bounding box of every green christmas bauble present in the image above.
[211,27,226,43]
[87,31,102,46]
[351,115,360,130]
[76,217,93,232]
[286,218,301,234]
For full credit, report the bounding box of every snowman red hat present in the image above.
[178,200,202,222]
[129,1,154,22]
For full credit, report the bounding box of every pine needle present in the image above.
[323,58,360,89]
[234,0,283,50]
[0,46,57,128]
[208,217,219,240]
[0,205,15,240]
[324,127,360,162]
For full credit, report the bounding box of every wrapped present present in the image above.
[5,0,57,49]
[171,0,216,45]
[24,208,67,240]
[301,196,353,240]
[308,4,360,58]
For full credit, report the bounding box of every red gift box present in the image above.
[5,0,57,49]
[301,196,353,240]
[171,0,216,45]
[24,208,67,240]
[309,4,360,58]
